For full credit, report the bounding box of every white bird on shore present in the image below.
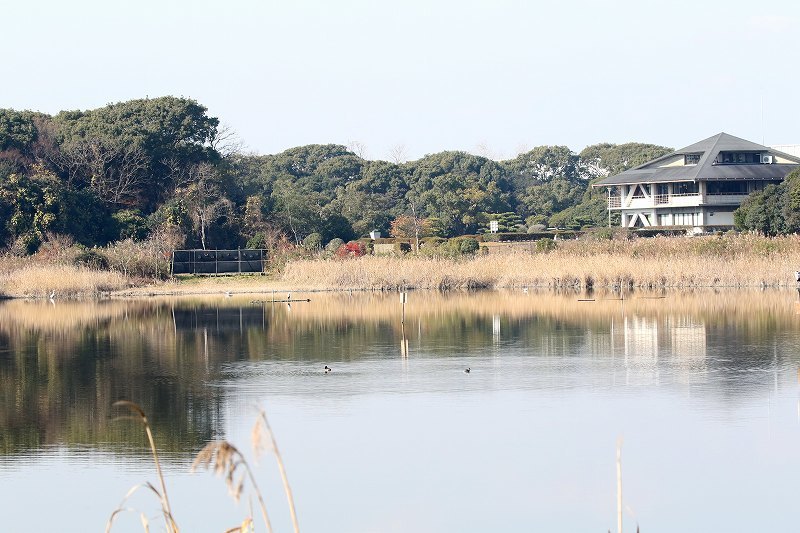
[225,291,232,297]
[49,290,55,300]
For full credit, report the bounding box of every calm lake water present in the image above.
[1,290,800,532]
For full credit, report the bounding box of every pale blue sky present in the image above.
[4,0,798,160]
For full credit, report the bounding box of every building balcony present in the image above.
[607,193,746,210]
[704,192,749,205]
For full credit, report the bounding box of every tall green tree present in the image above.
[406,151,511,236]
[0,166,111,250]
[546,142,673,229]
[734,169,800,235]
[53,96,221,210]
[504,146,589,224]
[335,160,408,236]
[579,142,672,177]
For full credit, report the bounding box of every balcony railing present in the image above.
[664,192,701,198]
[607,192,702,209]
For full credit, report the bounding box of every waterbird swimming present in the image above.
[464,367,470,374]
[324,365,332,373]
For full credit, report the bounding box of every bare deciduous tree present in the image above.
[178,163,233,250]
[388,144,408,164]
[474,141,495,160]
[210,123,245,159]
[56,137,147,206]
[347,140,368,159]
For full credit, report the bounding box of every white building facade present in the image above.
[595,133,800,231]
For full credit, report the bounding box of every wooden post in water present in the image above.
[400,321,408,358]
[400,291,407,325]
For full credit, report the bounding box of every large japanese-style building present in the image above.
[594,133,800,230]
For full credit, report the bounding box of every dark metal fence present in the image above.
[171,249,265,275]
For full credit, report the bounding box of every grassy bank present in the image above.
[2,234,799,298]
[282,234,800,290]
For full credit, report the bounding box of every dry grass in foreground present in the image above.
[108,401,299,533]
[0,263,130,298]
[281,234,800,290]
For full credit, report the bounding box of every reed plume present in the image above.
[192,440,273,533]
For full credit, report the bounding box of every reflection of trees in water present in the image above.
[0,301,225,459]
[0,290,798,458]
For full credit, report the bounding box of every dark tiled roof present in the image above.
[701,164,797,181]
[597,167,697,185]
[593,132,800,187]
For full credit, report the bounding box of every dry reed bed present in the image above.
[0,264,129,298]
[282,235,800,290]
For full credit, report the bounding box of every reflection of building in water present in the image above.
[668,316,707,361]
[623,316,659,359]
[607,315,708,384]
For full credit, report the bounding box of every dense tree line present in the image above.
[734,169,800,235]
[0,97,675,253]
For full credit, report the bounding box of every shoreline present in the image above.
[2,234,799,299]
[4,275,800,301]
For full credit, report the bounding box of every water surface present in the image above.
[1,290,799,532]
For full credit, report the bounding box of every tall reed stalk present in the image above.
[107,401,179,533]
[253,410,300,533]
[107,401,299,533]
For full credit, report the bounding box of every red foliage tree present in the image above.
[335,241,366,258]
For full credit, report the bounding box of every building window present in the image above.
[684,153,701,165]
[706,181,748,195]
[675,182,699,195]
[715,152,762,164]
[658,213,671,226]
[673,212,700,226]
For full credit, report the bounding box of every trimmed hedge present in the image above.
[481,232,580,242]
[420,237,447,247]
[634,228,687,238]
